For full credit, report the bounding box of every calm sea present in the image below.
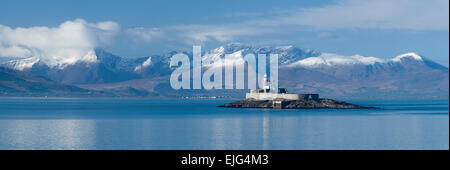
[0,98,448,150]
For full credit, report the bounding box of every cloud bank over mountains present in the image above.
[0,0,448,67]
[0,19,119,67]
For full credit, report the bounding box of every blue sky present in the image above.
[0,0,449,66]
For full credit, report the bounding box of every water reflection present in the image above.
[0,120,95,149]
[262,113,270,149]
[0,99,448,150]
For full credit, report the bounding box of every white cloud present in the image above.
[136,0,448,44]
[168,24,272,43]
[0,19,120,67]
[1,0,447,63]
[274,0,449,30]
[317,32,337,39]
[125,27,164,42]
[0,45,32,57]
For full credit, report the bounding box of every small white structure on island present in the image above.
[245,74,319,101]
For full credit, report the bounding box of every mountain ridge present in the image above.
[0,44,448,99]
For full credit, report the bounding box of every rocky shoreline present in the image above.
[220,98,376,109]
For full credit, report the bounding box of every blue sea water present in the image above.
[0,98,448,150]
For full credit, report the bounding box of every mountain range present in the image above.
[1,43,448,99]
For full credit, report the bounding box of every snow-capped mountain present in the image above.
[285,52,445,68]
[0,43,448,99]
[278,52,448,99]
[1,49,139,84]
[202,43,321,66]
[0,43,321,78]
[286,53,384,67]
[2,57,41,71]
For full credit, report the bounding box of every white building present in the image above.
[245,74,319,101]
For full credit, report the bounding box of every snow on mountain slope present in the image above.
[392,52,423,62]
[1,49,100,71]
[0,43,447,92]
[0,43,446,99]
[199,44,434,70]
[287,53,384,67]
[285,52,432,68]
[5,43,420,72]
[0,42,440,72]
[134,57,152,72]
[201,43,321,67]
[2,57,41,70]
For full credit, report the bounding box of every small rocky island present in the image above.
[220,75,376,109]
[220,98,376,109]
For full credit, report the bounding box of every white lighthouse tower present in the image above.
[263,74,270,93]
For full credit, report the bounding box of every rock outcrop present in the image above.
[220,98,376,109]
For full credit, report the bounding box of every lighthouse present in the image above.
[262,74,270,93]
[246,74,319,101]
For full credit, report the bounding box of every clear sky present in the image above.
[0,0,449,66]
